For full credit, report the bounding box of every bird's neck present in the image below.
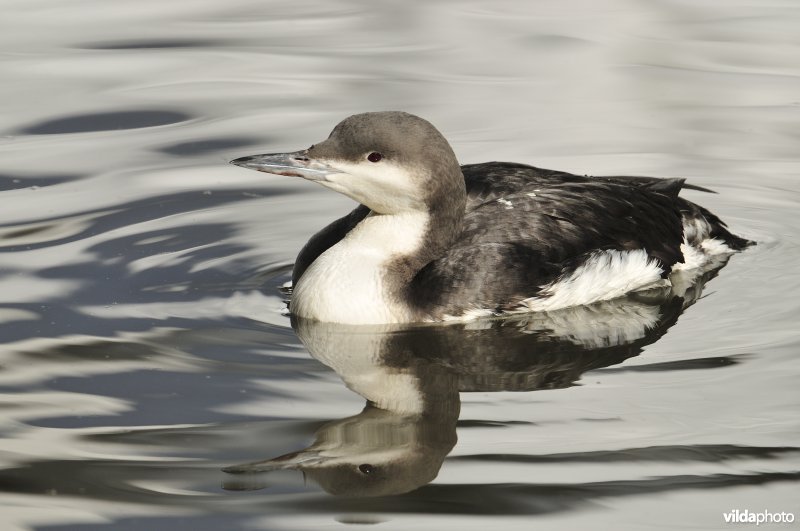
[386,164,468,278]
[384,206,463,279]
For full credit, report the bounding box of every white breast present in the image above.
[290,212,429,324]
[291,243,400,323]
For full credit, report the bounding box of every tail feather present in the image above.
[680,200,753,251]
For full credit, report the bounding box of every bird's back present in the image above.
[406,163,749,319]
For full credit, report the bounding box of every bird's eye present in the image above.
[358,464,375,475]
[367,152,382,163]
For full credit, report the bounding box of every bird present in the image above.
[231,111,751,325]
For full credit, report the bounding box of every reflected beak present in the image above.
[230,151,341,182]
[223,449,325,475]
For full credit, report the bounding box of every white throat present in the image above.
[291,211,430,324]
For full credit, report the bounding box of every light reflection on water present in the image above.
[1,0,799,529]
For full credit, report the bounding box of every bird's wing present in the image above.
[410,176,688,318]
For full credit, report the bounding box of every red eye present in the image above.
[367,152,382,163]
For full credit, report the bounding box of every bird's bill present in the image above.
[230,151,342,182]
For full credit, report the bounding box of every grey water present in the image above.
[1,1,799,530]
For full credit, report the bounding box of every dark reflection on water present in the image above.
[0,189,286,252]
[595,354,748,373]
[43,516,260,531]
[0,173,78,191]
[275,471,800,516]
[15,110,193,135]
[3,450,798,521]
[1,319,315,426]
[451,444,800,464]
[78,39,231,50]
[157,137,266,156]
[0,188,293,352]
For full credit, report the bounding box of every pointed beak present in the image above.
[222,449,325,475]
[230,151,341,182]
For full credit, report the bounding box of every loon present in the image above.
[231,111,751,324]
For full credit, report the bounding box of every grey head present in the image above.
[231,111,466,215]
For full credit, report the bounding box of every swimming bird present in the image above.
[231,111,751,324]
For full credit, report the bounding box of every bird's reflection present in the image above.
[224,258,730,496]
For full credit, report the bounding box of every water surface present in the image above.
[1,1,798,530]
